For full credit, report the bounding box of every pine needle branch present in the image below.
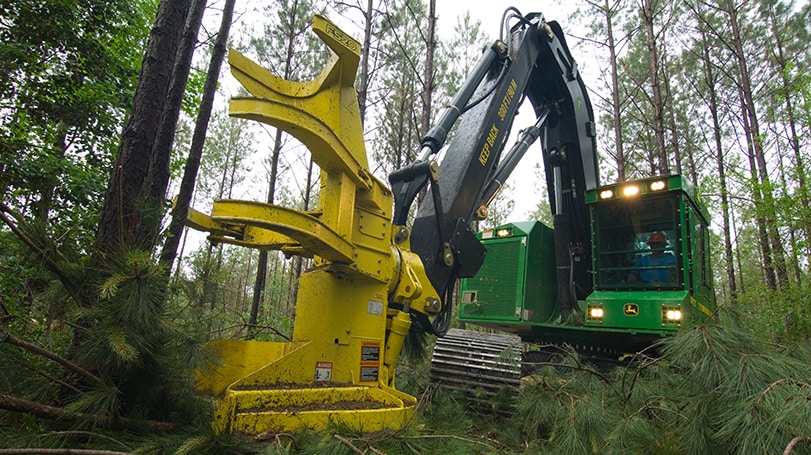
[524,360,613,384]
[33,432,130,450]
[628,397,688,423]
[700,326,718,359]
[0,350,82,394]
[755,378,811,410]
[623,354,665,401]
[332,434,367,455]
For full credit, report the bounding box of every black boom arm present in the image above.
[389,10,599,335]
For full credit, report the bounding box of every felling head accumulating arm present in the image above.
[390,8,599,337]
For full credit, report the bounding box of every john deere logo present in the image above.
[623,303,639,316]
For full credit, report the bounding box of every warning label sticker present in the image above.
[360,341,380,382]
[360,366,379,382]
[315,361,332,382]
[361,341,380,361]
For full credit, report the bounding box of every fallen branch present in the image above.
[0,350,82,395]
[333,434,385,455]
[333,434,365,455]
[0,449,133,455]
[523,360,612,384]
[0,393,177,432]
[401,434,501,452]
[32,432,129,450]
[1,334,102,386]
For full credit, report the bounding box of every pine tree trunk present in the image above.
[358,0,374,126]
[94,0,192,259]
[697,9,736,301]
[249,129,283,337]
[732,210,746,294]
[268,255,280,315]
[740,94,777,289]
[248,0,306,337]
[290,157,315,309]
[160,0,235,273]
[604,0,625,181]
[642,0,668,175]
[662,52,681,175]
[420,0,437,137]
[768,4,810,245]
[250,251,268,336]
[771,121,803,285]
[242,251,253,315]
[140,0,206,250]
[726,0,788,289]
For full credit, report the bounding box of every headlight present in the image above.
[622,185,640,197]
[650,180,667,191]
[496,227,512,237]
[599,189,614,199]
[588,305,604,320]
[663,306,682,323]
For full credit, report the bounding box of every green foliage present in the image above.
[196,108,255,201]
[62,384,121,422]
[2,1,811,453]
[248,0,327,82]
[524,163,553,225]
[0,6,158,427]
[0,247,206,443]
[173,244,297,341]
[505,322,811,454]
[28,248,207,426]
[6,298,811,453]
[0,0,155,233]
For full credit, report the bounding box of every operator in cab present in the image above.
[627,232,676,283]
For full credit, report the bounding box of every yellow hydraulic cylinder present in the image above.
[383,309,412,386]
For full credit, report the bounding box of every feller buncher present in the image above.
[187,9,715,434]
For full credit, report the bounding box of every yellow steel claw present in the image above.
[228,14,371,189]
[207,200,353,262]
[192,14,394,268]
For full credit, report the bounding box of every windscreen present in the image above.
[591,195,683,290]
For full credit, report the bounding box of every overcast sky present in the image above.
[435,1,574,38]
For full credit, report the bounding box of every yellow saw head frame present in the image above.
[186,15,441,434]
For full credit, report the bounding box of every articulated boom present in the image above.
[187,15,439,434]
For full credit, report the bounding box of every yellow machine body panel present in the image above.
[187,15,438,434]
[195,339,310,396]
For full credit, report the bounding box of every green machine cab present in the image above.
[456,175,716,353]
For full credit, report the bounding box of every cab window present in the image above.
[591,195,683,290]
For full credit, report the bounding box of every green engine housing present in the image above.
[458,221,558,333]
